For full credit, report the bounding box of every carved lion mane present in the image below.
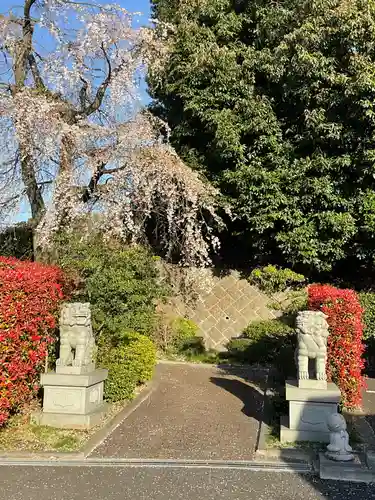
[296,310,329,340]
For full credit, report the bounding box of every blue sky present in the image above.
[0,0,153,224]
[1,0,152,19]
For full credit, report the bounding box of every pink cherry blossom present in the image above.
[0,1,226,266]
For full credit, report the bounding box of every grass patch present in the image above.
[0,398,131,453]
[159,348,228,365]
[54,435,80,451]
[178,350,227,364]
[265,431,326,451]
[159,347,268,366]
[0,415,85,453]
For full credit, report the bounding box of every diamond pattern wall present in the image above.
[159,269,282,351]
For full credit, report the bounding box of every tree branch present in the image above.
[28,53,45,90]
[13,0,37,86]
[37,180,53,186]
[0,153,20,177]
[0,192,21,209]
[0,82,12,92]
[60,0,105,7]
[82,43,112,117]
[101,166,126,175]
[81,164,126,203]
[79,77,89,110]
[25,0,38,18]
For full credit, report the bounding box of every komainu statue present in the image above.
[295,310,330,381]
[56,303,95,368]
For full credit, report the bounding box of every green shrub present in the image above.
[359,292,375,340]
[249,265,305,294]
[243,319,294,340]
[227,319,296,376]
[120,332,157,383]
[102,368,137,402]
[0,222,33,260]
[170,317,199,351]
[153,314,203,356]
[176,336,206,358]
[269,289,308,315]
[98,332,157,402]
[359,292,375,373]
[226,338,254,362]
[54,233,168,341]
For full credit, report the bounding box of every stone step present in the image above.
[319,452,375,483]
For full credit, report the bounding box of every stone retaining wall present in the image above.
[159,267,282,351]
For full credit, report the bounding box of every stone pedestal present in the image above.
[280,380,341,443]
[319,453,374,483]
[33,368,108,429]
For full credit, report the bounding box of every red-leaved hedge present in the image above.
[308,284,365,409]
[0,257,66,425]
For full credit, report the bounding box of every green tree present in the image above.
[149,0,375,272]
[54,232,168,340]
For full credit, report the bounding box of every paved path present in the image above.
[0,466,373,500]
[91,363,266,460]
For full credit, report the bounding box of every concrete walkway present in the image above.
[91,363,266,460]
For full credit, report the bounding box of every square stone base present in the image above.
[319,453,374,483]
[38,369,109,430]
[41,369,108,388]
[41,369,108,416]
[286,380,341,403]
[32,404,108,430]
[56,363,96,375]
[289,400,338,433]
[280,380,341,444]
[280,416,330,443]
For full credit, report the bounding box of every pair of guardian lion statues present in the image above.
[55,302,329,381]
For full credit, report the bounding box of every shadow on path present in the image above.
[210,376,265,423]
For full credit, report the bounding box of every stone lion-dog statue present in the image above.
[295,310,330,381]
[56,302,95,368]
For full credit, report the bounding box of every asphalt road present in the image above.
[0,466,373,500]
